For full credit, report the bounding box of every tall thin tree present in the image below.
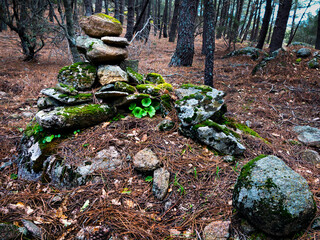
[168,0,180,42]
[95,0,103,12]
[84,0,93,16]
[316,9,320,50]
[125,0,135,41]
[256,0,272,49]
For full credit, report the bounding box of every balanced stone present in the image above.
[76,36,128,64]
[95,91,129,99]
[101,36,129,47]
[79,13,122,38]
[40,88,93,105]
[97,65,128,85]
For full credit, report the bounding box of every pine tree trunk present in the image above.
[169,0,198,67]
[125,0,135,41]
[119,0,124,24]
[289,0,298,42]
[162,0,169,38]
[249,0,259,41]
[252,0,262,41]
[256,0,272,49]
[115,0,120,20]
[49,3,54,22]
[168,0,180,42]
[316,9,320,50]
[239,0,251,38]
[95,0,102,13]
[266,0,276,44]
[83,0,93,16]
[216,0,228,39]
[269,0,292,53]
[104,0,108,14]
[241,0,255,42]
[203,0,215,87]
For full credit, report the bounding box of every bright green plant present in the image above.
[232,162,240,173]
[216,166,221,179]
[173,173,185,195]
[42,134,61,144]
[145,176,153,182]
[193,167,198,179]
[129,98,157,118]
[10,173,18,180]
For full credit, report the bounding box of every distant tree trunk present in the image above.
[84,0,93,16]
[241,0,256,42]
[114,0,120,20]
[162,0,169,38]
[203,0,215,87]
[104,0,109,14]
[269,0,292,53]
[316,9,320,50]
[133,0,150,37]
[169,0,198,66]
[266,0,276,43]
[239,0,251,38]
[135,0,140,23]
[289,0,298,42]
[125,0,135,41]
[216,0,229,39]
[249,0,259,41]
[252,0,262,40]
[215,0,222,27]
[119,0,124,24]
[256,0,272,49]
[157,0,161,33]
[229,0,244,49]
[169,0,180,42]
[144,1,152,42]
[49,3,54,22]
[95,0,102,12]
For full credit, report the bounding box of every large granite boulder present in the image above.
[293,125,320,147]
[76,36,128,64]
[97,65,128,85]
[233,155,316,237]
[175,84,226,127]
[35,104,115,130]
[57,62,97,90]
[79,13,122,38]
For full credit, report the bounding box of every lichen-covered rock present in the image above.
[97,65,128,85]
[40,88,93,105]
[296,48,312,58]
[55,83,79,96]
[37,96,62,110]
[120,60,139,73]
[35,104,115,130]
[112,93,151,107]
[224,47,266,60]
[146,73,165,84]
[126,67,145,85]
[79,13,122,38]
[308,58,320,69]
[233,155,316,237]
[152,168,170,200]
[189,120,245,155]
[175,84,226,127]
[101,36,129,47]
[293,125,320,147]
[114,81,136,93]
[76,36,128,64]
[299,149,320,165]
[57,62,97,90]
[136,83,173,96]
[133,148,160,171]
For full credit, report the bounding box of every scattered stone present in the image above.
[290,42,314,47]
[75,225,111,240]
[0,223,24,240]
[203,221,230,240]
[93,146,123,171]
[169,228,181,237]
[79,13,122,38]
[296,48,312,58]
[152,168,170,200]
[76,36,128,64]
[126,67,145,85]
[22,111,33,118]
[146,73,165,84]
[9,113,22,119]
[308,58,320,69]
[37,97,62,110]
[101,36,129,47]
[40,88,93,105]
[0,91,8,99]
[299,149,320,165]
[21,219,44,239]
[0,160,13,171]
[120,60,139,73]
[293,125,320,147]
[222,155,234,163]
[133,148,161,171]
[233,155,316,236]
[175,84,226,127]
[57,62,97,91]
[224,47,266,60]
[157,119,175,131]
[35,104,115,130]
[98,83,115,92]
[97,65,128,85]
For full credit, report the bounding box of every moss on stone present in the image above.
[181,83,213,93]
[157,83,173,91]
[114,81,136,94]
[95,13,121,24]
[238,154,267,182]
[193,120,240,138]
[160,94,173,111]
[146,73,165,84]
[59,104,109,120]
[136,84,160,95]
[126,67,144,84]
[24,120,44,139]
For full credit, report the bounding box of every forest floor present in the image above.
[0,29,319,239]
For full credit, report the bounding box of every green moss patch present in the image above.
[95,13,121,24]
[146,73,165,84]
[115,81,136,94]
[193,120,240,138]
[181,83,213,93]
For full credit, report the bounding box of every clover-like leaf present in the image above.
[129,103,136,110]
[146,106,156,117]
[141,98,152,107]
[132,107,144,118]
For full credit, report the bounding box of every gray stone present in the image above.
[120,59,139,73]
[293,125,320,147]
[126,67,145,85]
[79,13,123,38]
[95,91,129,99]
[224,47,266,60]
[0,223,24,240]
[296,48,312,58]
[222,155,234,163]
[22,219,44,239]
[76,36,128,64]
[98,84,115,92]
[40,88,93,105]
[37,97,62,110]
[308,58,320,69]
[133,148,160,171]
[22,111,34,118]
[233,155,316,236]
[101,36,129,47]
[152,168,170,200]
[299,149,320,165]
[157,119,175,131]
[175,84,226,127]
[97,65,128,86]
[112,93,152,107]
[57,63,96,91]
[203,221,230,240]
[35,104,115,130]
[312,217,320,230]
[0,91,8,99]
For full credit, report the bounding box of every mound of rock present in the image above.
[233,155,316,237]
[223,47,267,60]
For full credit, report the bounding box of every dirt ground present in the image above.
[0,29,319,239]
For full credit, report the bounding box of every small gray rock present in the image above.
[40,88,93,105]
[222,155,234,163]
[0,223,23,240]
[21,220,44,239]
[293,125,320,147]
[296,48,312,58]
[22,111,34,118]
[203,221,230,240]
[37,97,62,110]
[299,149,320,165]
[101,36,129,47]
[157,119,175,131]
[0,91,9,99]
[152,168,170,200]
[133,148,160,171]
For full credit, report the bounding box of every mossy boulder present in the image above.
[114,81,136,93]
[40,88,93,105]
[57,62,97,91]
[126,67,145,85]
[146,73,165,84]
[79,13,122,38]
[175,84,226,127]
[35,104,115,130]
[224,47,267,60]
[136,83,173,96]
[233,155,316,237]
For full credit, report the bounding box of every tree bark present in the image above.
[203,0,215,87]
[256,0,272,49]
[104,0,109,14]
[269,0,292,53]
[169,0,198,67]
[114,0,120,20]
[289,0,298,42]
[83,0,93,16]
[316,9,320,50]
[119,0,124,24]
[95,0,103,13]
[162,0,169,38]
[168,0,180,42]
[125,0,135,41]
[241,0,256,42]
[239,0,251,38]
